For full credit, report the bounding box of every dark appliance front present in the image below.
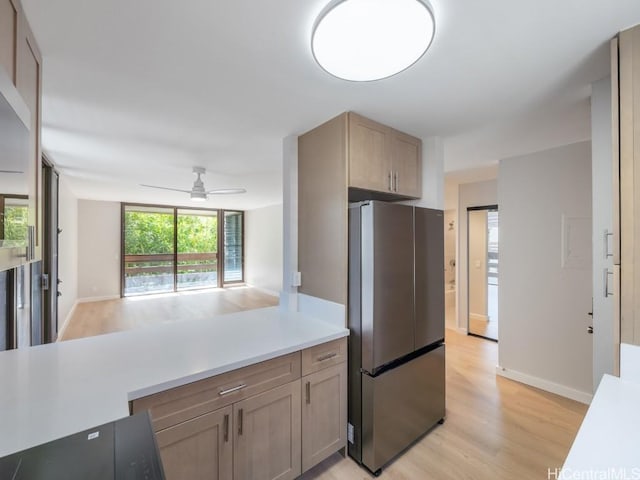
[0,412,165,480]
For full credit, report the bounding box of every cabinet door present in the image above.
[301,363,347,473]
[234,380,301,480]
[155,406,233,480]
[348,113,391,193]
[15,10,41,260]
[391,130,422,198]
[619,26,640,345]
[0,0,17,83]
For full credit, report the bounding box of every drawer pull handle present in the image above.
[223,414,229,442]
[238,408,243,436]
[219,384,246,396]
[306,381,311,404]
[317,352,337,362]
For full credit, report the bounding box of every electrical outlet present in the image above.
[292,271,302,287]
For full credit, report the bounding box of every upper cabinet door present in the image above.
[391,130,422,198]
[0,0,17,83]
[15,10,41,259]
[348,113,392,193]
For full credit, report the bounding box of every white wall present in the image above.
[56,176,78,332]
[406,136,445,210]
[457,179,498,331]
[591,76,617,390]
[444,209,456,329]
[245,203,283,296]
[498,141,593,403]
[77,200,121,300]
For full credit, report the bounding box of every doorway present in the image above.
[467,205,499,341]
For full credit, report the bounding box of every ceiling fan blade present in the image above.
[140,184,192,194]
[0,170,24,174]
[206,188,247,195]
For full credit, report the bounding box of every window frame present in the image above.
[120,202,244,297]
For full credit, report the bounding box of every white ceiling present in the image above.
[20,0,640,209]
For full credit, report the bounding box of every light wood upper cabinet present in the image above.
[391,130,422,198]
[348,113,391,193]
[0,0,18,83]
[15,9,41,260]
[298,111,422,306]
[234,380,302,480]
[156,406,233,480]
[347,112,422,198]
[0,0,42,264]
[301,362,347,473]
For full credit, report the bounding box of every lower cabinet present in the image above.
[133,339,347,480]
[234,381,301,480]
[301,363,348,472]
[155,406,233,480]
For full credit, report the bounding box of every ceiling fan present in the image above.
[140,167,246,202]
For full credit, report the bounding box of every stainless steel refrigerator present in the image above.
[348,201,445,475]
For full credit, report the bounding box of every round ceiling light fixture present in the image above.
[311,0,435,82]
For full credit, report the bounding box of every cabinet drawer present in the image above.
[301,338,347,376]
[132,352,301,431]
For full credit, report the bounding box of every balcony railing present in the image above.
[124,252,219,295]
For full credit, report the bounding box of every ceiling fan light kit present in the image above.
[311,0,435,82]
[140,166,246,202]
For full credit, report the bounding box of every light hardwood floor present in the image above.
[59,287,279,341]
[302,330,588,480]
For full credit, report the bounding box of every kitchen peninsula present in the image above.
[0,306,348,478]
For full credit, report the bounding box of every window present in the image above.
[177,209,218,291]
[122,204,243,296]
[223,211,243,283]
[123,206,175,296]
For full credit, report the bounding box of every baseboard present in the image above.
[496,365,593,405]
[56,300,78,341]
[77,295,120,303]
[245,284,280,298]
[469,313,488,323]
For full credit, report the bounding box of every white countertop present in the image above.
[0,306,348,457]
[563,374,640,474]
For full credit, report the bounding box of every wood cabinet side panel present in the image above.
[632,25,640,345]
[301,362,347,472]
[298,114,348,306]
[619,28,635,344]
[155,406,233,480]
